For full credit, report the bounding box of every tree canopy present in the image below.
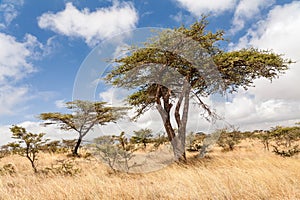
[131,128,153,148]
[40,100,128,155]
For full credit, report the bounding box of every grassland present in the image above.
[0,139,299,200]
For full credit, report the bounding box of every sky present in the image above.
[0,0,300,144]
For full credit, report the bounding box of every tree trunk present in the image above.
[73,137,82,156]
[27,155,38,173]
[173,81,190,162]
[157,104,183,160]
[155,85,188,162]
[171,136,186,162]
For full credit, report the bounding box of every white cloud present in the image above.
[38,2,138,46]
[0,33,35,117]
[235,1,300,100]
[0,124,12,145]
[99,87,130,106]
[0,0,24,27]
[224,94,300,125]
[0,33,36,83]
[174,0,237,16]
[0,32,51,118]
[55,99,66,109]
[227,1,300,130]
[0,86,29,116]
[170,11,194,24]
[230,0,275,33]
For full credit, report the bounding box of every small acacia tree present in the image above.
[40,100,128,155]
[105,17,291,161]
[8,126,48,173]
[130,128,153,148]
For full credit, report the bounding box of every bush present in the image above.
[270,126,300,157]
[94,132,137,173]
[42,159,81,176]
[272,145,300,157]
[0,164,16,175]
[217,128,241,151]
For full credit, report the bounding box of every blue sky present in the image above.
[1,0,300,143]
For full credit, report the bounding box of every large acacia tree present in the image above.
[40,100,128,155]
[105,18,291,161]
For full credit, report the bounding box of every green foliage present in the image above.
[214,48,290,92]
[217,128,241,151]
[8,126,48,173]
[269,126,300,157]
[40,100,128,155]
[130,128,153,148]
[271,126,300,147]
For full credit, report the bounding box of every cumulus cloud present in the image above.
[224,93,300,129]
[0,32,51,118]
[227,1,300,130]
[0,33,36,117]
[230,0,275,33]
[0,33,36,83]
[38,2,138,46]
[0,0,24,27]
[174,0,237,16]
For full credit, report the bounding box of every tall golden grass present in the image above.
[0,139,299,200]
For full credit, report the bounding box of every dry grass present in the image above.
[0,139,299,200]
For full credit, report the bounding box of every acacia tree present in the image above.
[105,17,291,161]
[131,128,153,148]
[40,100,128,155]
[8,126,48,173]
